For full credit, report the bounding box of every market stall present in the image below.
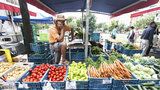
[0,0,159,90]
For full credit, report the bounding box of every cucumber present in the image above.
[142,83,155,86]
[141,86,147,90]
[155,86,160,89]
[152,67,160,74]
[137,85,143,90]
[127,85,137,90]
[150,86,158,90]
[154,64,160,70]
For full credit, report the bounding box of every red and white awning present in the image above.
[0,1,36,16]
[131,6,160,18]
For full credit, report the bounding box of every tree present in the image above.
[133,15,155,29]
[108,20,118,32]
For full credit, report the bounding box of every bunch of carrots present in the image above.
[88,60,131,79]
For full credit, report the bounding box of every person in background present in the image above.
[134,28,140,43]
[127,26,135,44]
[49,15,71,64]
[141,22,157,56]
[111,25,118,39]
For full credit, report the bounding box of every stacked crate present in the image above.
[28,42,52,64]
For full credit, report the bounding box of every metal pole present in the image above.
[85,0,90,58]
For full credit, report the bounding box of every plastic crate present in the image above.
[91,55,108,61]
[89,77,112,90]
[105,43,112,50]
[66,49,85,61]
[122,49,131,56]
[129,50,142,55]
[30,43,45,53]
[90,33,100,42]
[41,65,68,89]
[28,53,51,64]
[66,81,88,90]
[16,65,49,90]
[118,46,124,53]
[112,74,138,87]
[112,85,127,90]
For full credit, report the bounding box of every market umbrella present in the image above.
[26,0,159,58]
[13,13,54,24]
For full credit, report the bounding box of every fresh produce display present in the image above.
[0,63,14,76]
[91,46,103,55]
[108,51,123,63]
[87,56,131,79]
[126,83,160,90]
[22,64,50,82]
[5,66,30,81]
[123,44,138,50]
[133,54,160,65]
[68,61,88,81]
[48,65,67,82]
[124,62,158,79]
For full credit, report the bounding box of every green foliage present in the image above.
[96,23,108,31]
[133,15,155,29]
[123,44,136,50]
[108,20,118,31]
[91,46,103,55]
[83,13,97,32]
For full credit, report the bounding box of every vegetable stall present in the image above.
[0,0,160,90]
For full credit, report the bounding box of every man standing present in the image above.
[49,15,71,64]
[141,22,157,56]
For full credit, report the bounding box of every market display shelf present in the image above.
[16,65,49,90]
[41,65,68,90]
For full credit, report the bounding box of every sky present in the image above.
[27,3,111,24]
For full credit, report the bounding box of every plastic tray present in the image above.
[16,65,49,90]
[2,63,33,82]
[41,64,68,89]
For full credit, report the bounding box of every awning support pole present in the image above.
[85,0,90,58]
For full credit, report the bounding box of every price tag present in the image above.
[66,81,76,89]
[102,79,112,84]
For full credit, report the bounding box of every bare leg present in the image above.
[60,42,67,64]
